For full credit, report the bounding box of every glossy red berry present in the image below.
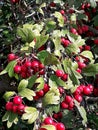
[43,84,50,93]
[13,96,22,105]
[74,94,83,103]
[58,87,64,95]
[61,38,70,47]
[56,123,65,130]
[60,10,65,15]
[5,102,13,111]
[11,0,19,3]
[8,53,16,61]
[18,104,25,114]
[61,73,68,81]
[14,65,21,74]
[31,60,39,70]
[43,117,54,125]
[64,95,72,103]
[12,105,18,113]
[25,61,32,67]
[36,90,44,97]
[83,87,91,95]
[61,101,68,109]
[78,62,86,69]
[55,70,64,77]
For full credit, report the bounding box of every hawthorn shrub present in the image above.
[0,0,98,130]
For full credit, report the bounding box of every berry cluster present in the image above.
[8,53,45,78]
[33,84,50,100]
[73,84,93,103]
[40,117,65,130]
[55,70,68,81]
[61,95,74,110]
[5,96,25,115]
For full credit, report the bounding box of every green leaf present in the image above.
[35,77,44,91]
[41,124,56,130]
[46,20,56,32]
[0,60,17,77]
[18,79,28,92]
[2,111,10,122]
[82,63,98,76]
[17,26,34,43]
[77,13,87,20]
[44,53,59,65]
[70,13,76,22]
[35,35,49,50]
[28,74,37,89]
[92,15,98,26]
[3,91,15,101]
[54,11,64,27]
[74,100,87,125]
[19,88,35,101]
[80,51,94,62]
[37,50,49,64]
[49,75,65,87]
[43,87,60,106]
[22,107,38,124]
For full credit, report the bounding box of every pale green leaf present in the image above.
[35,77,44,91]
[2,111,10,122]
[41,124,56,130]
[18,79,28,92]
[3,91,15,101]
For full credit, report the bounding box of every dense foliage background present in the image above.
[0,0,98,130]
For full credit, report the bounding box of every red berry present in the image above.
[61,101,68,109]
[43,84,50,93]
[13,96,22,105]
[78,62,86,69]
[64,95,72,104]
[12,105,18,113]
[93,88,98,96]
[5,102,13,111]
[94,39,98,45]
[11,0,19,3]
[61,73,68,81]
[31,60,39,70]
[25,61,31,67]
[58,87,64,95]
[61,38,70,47]
[60,10,65,15]
[43,117,54,125]
[8,53,16,61]
[36,90,44,97]
[69,101,74,108]
[18,104,25,114]
[83,87,91,95]
[74,94,83,103]
[14,65,21,74]
[87,84,93,92]
[50,2,56,7]
[70,28,78,35]
[55,70,64,77]
[56,123,65,130]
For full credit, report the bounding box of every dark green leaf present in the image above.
[82,63,98,76]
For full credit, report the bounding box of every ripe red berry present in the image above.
[61,38,70,47]
[61,73,68,81]
[11,0,19,3]
[43,117,54,125]
[56,123,65,130]
[12,105,18,113]
[36,90,44,97]
[8,53,16,61]
[94,39,98,45]
[18,104,25,114]
[31,60,39,70]
[74,94,83,103]
[25,61,32,67]
[5,102,13,111]
[87,84,93,92]
[55,70,64,77]
[14,65,21,74]
[61,101,68,109]
[58,87,64,95]
[60,10,65,15]
[13,96,22,105]
[64,95,72,104]
[50,2,56,7]
[78,62,86,69]
[93,88,98,96]
[70,28,78,35]
[43,84,50,93]
[83,87,91,95]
